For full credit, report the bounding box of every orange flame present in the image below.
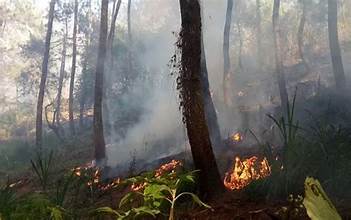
[155,159,182,178]
[224,156,271,190]
[230,132,243,143]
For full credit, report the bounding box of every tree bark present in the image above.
[297,0,309,72]
[69,0,78,135]
[94,0,108,166]
[328,0,346,89]
[272,0,288,114]
[223,0,234,106]
[36,0,56,148]
[178,0,224,199]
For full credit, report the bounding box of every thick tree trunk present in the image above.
[272,0,288,114]
[328,0,346,89]
[200,25,222,149]
[69,0,78,135]
[297,0,309,72]
[223,0,234,106]
[56,18,68,137]
[256,0,262,67]
[36,0,56,148]
[179,0,224,199]
[94,0,108,166]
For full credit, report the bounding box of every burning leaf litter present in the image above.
[224,156,271,190]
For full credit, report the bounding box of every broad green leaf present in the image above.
[176,192,211,209]
[94,207,121,217]
[143,184,171,199]
[303,177,341,220]
[132,206,160,218]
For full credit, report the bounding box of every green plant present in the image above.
[94,169,210,220]
[30,150,54,191]
[52,171,75,206]
[11,193,66,220]
[0,181,17,219]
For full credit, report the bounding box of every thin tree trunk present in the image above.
[69,0,78,135]
[79,0,92,130]
[256,0,262,67]
[223,0,234,106]
[94,0,108,166]
[178,0,224,199]
[297,0,309,72]
[328,0,346,89]
[107,0,122,66]
[127,0,132,77]
[36,0,56,148]
[272,0,288,114]
[56,17,68,137]
[200,22,222,149]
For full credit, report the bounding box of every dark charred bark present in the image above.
[272,0,288,114]
[36,0,56,148]
[69,0,78,136]
[328,0,346,89]
[94,0,108,165]
[178,0,224,199]
[223,0,234,106]
[256,0,262,67]
[297,0,309,72]
[200,24,222,149]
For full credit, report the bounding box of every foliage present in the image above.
[10,193,67,220]
[303,177,341,220]
[0,182,17,219]
[30,150,54,191]
[93,169,210,220]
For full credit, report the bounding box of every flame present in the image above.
[130,160,183,191]
[224,156,271,190]
[230,132,243,143]
[155,159,182,178]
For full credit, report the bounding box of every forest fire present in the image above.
[155,159,183,178]
[230,132,243,143]
[224,156,271,190]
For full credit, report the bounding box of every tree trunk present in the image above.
[328,0,346,89]
[36,0,56,148]
[69,0,78,136]
[178,0,224,199]
[200,22,222,149]
[94,0,108,166]
[107,0,122,66]
[256,0,262,67]
[297,0,309,72]
[272,0,288,114]
[56,17,68,137]
[79,0,92,130]
[127,0,132,77]
[223,0,234,106]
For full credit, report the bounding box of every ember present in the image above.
[224,156,271,190]
[230,132,243,143]
[155,159,182,178]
